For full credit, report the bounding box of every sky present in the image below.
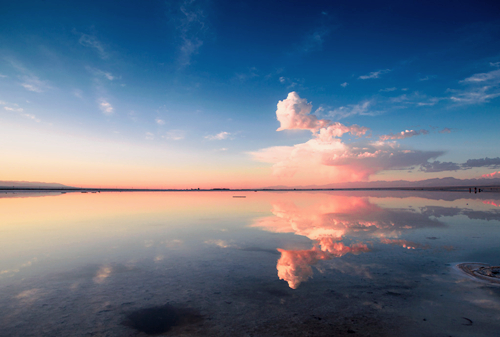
[1,0,499,188]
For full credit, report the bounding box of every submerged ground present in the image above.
[1,191,500,336]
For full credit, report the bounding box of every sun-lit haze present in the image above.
[1,1,500,188]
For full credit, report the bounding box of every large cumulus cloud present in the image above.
[251,92,443,182]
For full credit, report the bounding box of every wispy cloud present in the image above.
[358,69,391,80]
[438,127,453,134]
[7,59,50,93]
[73,89,83,98]
[163,129,185,141]
[0,74,7,78]
[379,129,429,141]
[205,131,230,140]
[327,101,375,120]
[448,68,500,105]
[98,98,114,116]
[419,75,436,81]
[21,75,50,93]
[170,0,209,67]
[340,82,348,87]
[86,67,116,81]
[4,104,40,122]
[379,87,397,92]
[4,106,24,112]
[155,118,165,125]
[78,32,108,59]
[448,86,500,104]
[145,132,155,140]
[301,27,329,53]
[235,67,258,82]
[460,69,500,83]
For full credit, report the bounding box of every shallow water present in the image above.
[1,190,500,336]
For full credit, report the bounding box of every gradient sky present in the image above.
[1,0,499,188]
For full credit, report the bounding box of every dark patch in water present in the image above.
[122,304,202,335]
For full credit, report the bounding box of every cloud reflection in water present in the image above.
[252,195,446,289]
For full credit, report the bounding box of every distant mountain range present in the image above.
[0,181,71,188]
[264,177,500,189]
[1,177,499,190]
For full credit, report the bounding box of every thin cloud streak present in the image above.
[205,131,230,140]
[358,69,391,80]
[379,129,429,141]
[78,32,108,59]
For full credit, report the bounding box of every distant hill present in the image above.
[264,177,500,189]
[0,181,71,188]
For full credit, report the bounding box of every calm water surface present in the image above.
[1,191,500,336]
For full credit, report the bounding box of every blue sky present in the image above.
[1,0,499,187]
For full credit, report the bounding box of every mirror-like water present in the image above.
[1,191,500,336]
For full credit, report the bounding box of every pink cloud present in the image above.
[276,92,369,136]
[252,194,443,288]
[277,242,369,289]
[276,92,329,131]
[483,200,500,207]
[482,171,500,178]
[252,93,441,183]
[379,129,429,141]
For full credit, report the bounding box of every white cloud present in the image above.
[379,129,429,141]
[460,69,500,83]
[78,33,108,59]
[4,105,41,122]
[0,74,7,78]
[445,68,500,105]
[340,82,348,87]
[4,106,24,112]
[155,118,165,125]
[449,86,500,104]
[205,131,231,140]
[279,76,286,83]
[490,62,500,67]
[358,69,391,80]
[251,93,442,183]
[98,98,114,116]
[145,132,154,140]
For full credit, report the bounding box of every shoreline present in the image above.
[1,185,500,193]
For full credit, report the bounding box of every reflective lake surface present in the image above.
[1,191,500,336]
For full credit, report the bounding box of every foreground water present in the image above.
[1,190,500,336]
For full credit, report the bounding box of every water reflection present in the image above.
[251,194,500,288]
[1,191,500,336]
